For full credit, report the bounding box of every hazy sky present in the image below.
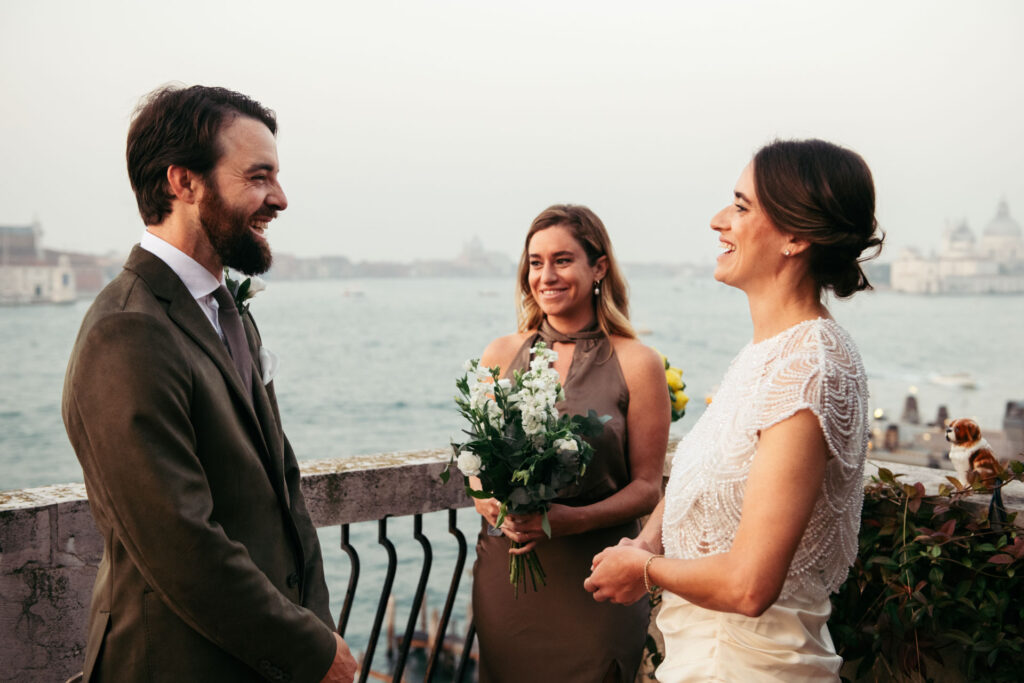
[2,1,1021,265]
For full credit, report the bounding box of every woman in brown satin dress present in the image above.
[471,205,671,682]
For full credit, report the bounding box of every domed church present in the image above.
[979,199,1023,262]
[891,199,1024,294]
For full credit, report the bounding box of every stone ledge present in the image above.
[0,483,89,512]
[865,458,1024,512]
[300,449,472,526]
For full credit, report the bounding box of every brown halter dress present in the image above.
[471,320,650,682]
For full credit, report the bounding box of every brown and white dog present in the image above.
[946,418,1003,488]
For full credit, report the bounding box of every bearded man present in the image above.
[62,85,356,682]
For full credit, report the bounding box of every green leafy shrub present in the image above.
[830,463,1024,682]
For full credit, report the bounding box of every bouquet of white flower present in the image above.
[442,342,609,596]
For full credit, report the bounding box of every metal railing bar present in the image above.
[358,517,398,683]
[338,523,360,637]
[391,514,432,681]
[424,509,468,683]
[454,619,476,683]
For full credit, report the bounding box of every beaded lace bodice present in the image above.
[662,318,869,601]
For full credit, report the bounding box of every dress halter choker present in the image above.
[538,319,603,343]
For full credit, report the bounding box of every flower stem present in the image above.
[508,542,546,598]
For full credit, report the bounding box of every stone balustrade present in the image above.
[2,451,1021,682]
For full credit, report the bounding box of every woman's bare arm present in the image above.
[585,409,827,615]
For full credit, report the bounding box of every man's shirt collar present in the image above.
[139,231,223,300]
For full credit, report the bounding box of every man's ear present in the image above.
[166,165,201,204]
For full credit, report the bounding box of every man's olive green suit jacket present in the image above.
[63,246,337,682]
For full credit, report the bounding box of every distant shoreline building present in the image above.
[890,199,1024,294]
[0,222,121,304]
[0,222,76,304]
[269,235,516,279]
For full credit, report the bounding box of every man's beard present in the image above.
[198,183,273,275]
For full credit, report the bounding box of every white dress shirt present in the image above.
[139,231,227,339]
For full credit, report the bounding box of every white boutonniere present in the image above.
[224,269,267,315]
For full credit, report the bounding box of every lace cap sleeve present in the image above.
[755,320,868,465]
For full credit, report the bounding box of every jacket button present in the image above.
[287,571,300,588]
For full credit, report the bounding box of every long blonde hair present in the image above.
[515,204,635,338]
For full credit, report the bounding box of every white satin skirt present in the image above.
[655,591,841,682]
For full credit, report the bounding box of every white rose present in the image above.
[554,438,579,453]
[456,451,482,477]
[246,275,267,296]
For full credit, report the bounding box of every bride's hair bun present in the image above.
[753,139,885,298]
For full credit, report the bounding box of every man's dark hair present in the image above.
[126,84,277,225]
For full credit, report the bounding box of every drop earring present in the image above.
[593,280,601,296]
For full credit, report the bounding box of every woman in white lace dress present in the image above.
[585,139,884,681]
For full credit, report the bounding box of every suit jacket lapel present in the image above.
[123,247,275,474]
[245,316,290,505]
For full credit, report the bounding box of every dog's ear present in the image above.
[964,419,981,442]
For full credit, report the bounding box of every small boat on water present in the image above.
[929,372,977,389]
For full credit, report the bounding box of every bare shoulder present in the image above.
[608,336,665,385]
[481,331,532,377]
[609,336,670,429]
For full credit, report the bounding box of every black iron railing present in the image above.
[334,510,476,683]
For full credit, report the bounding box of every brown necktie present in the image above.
[213,285,253,398]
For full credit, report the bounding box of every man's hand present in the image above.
[320,633,357,683]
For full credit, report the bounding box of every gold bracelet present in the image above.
[643,554,664,595]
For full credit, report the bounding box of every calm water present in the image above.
[2,275,1021,671]
[3,275,1020,491]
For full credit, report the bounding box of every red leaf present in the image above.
[988,553,1015,565]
